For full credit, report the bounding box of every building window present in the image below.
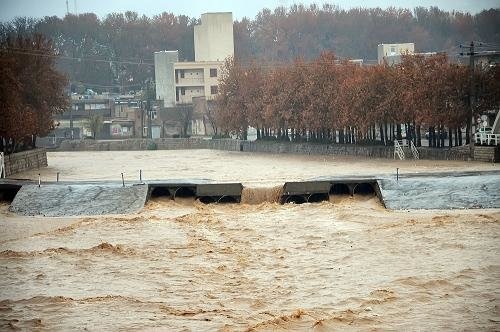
[211,86,218,94]
[181,87,185,95]
[150,110,157,119]
[210,68,217,77]
[180,70,185,78]
[143,127,148,136]
[390,46,396,54]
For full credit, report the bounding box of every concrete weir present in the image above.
[148,181,243,204]
[281,178,381,204]
[1,171,499,216]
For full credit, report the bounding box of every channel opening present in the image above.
[307,193,329,203]
[285,195,307,204]
[0,186,21,203]
[353,183,375,195]
[150,187,171,198]
[330,183,350,195]
[173,187,196,199]
[199,196,216,204]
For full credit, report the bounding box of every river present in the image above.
[0,150,498,330]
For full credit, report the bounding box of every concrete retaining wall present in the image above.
[58,138,243,152]
[418,146,471,161]
[4,149,48,176]
[57,138,481,161]
[243,141,395,158]
[474,146,499,162]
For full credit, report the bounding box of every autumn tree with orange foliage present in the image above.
[216,52,498,148]
[0,34,69,154]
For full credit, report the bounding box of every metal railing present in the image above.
[394,140,405,160]
[410,140,419,159]
[475,133,500,146]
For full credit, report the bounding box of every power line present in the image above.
[0,47,155,66]
[70,81,144,89]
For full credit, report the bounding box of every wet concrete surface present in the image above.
[9,184,148,217]
[380,173,500,210]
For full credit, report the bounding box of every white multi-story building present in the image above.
[154,12,234,108]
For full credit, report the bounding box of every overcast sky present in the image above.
[1,0,498,22]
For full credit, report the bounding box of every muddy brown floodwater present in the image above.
[1,150,499,330]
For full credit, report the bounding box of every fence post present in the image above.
[0,152,4,178]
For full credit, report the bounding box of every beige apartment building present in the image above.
[174,61,221,104]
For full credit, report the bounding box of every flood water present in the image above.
[1,150,499,330]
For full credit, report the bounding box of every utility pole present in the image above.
[147,99,152,139]
[460,41,476,158]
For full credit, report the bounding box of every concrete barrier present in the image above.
[56,138,484,161]
[3,149,48,176]
[474,146,499,162]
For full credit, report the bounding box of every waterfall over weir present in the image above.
[240,186,284,204]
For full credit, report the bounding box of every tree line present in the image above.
[215,53,500,148]
[0,5,498,91]
[0,34,68,153]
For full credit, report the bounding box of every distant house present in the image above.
[377,43,415,65]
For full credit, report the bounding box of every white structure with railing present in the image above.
[394,139,419,160]
[394,140,405,160]
[475,111,500,146]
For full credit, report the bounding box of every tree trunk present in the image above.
[440,125,445,148]
[396,124,402,141]
[416,124,421,147]
[379,124,385,145]
[465,122,470,144]
[448,128,453,148]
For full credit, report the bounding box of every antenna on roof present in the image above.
[66,0,69,15]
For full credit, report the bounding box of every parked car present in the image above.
[425,130,448,139]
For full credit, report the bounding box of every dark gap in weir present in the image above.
[150,187,171,198]
[285,195,307,204]
[199,196,216,204]
[0,186,21,203]
[353,183,375,195]
[307,193,329,203]
[330,183,350,195]
[174,187,196,199]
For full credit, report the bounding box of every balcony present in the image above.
[176,77,205,86]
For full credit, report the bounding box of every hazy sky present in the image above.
[1,0,498,22]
